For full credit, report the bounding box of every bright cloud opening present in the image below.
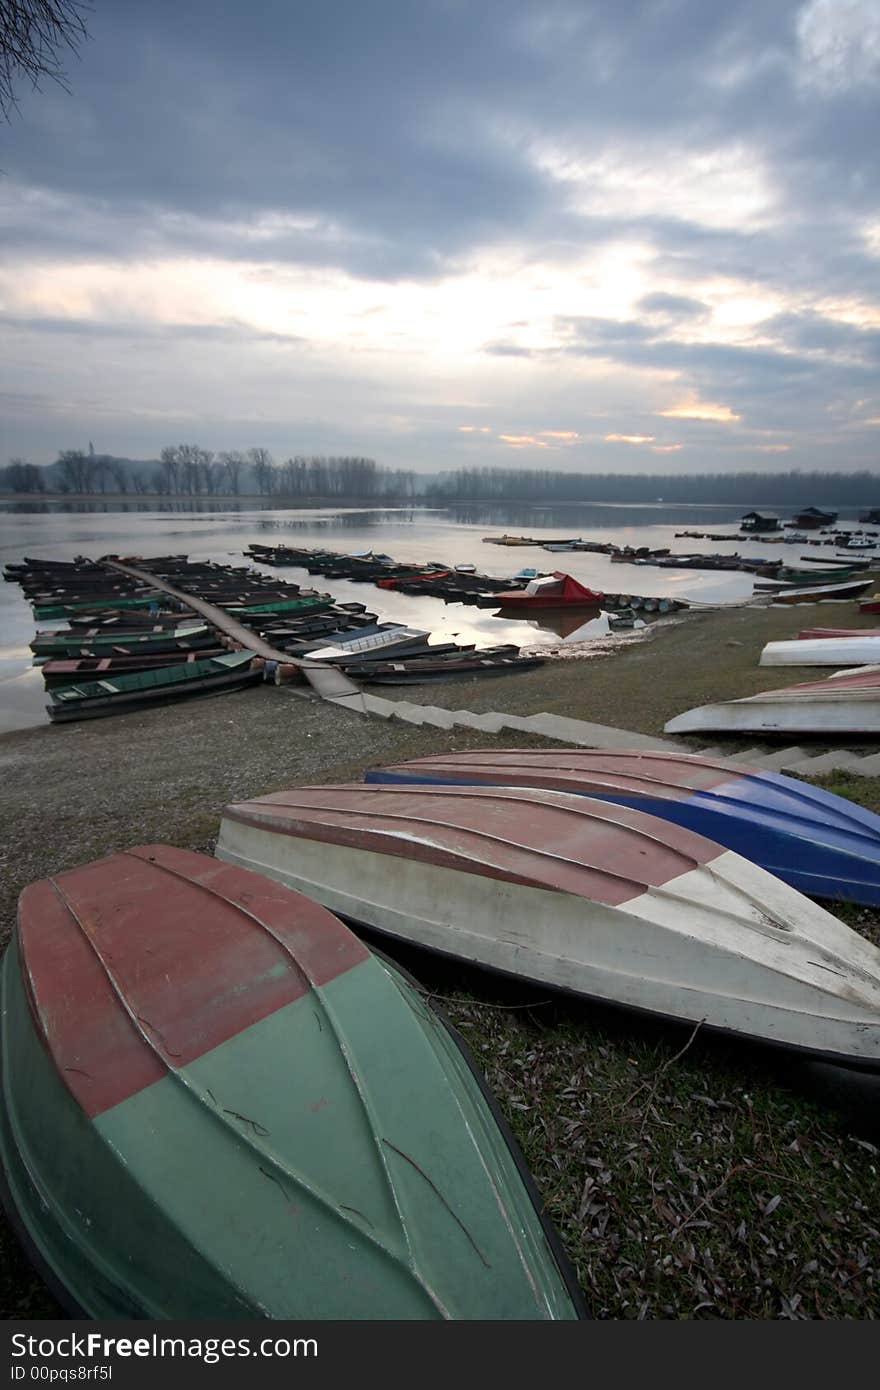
[659,403,740,422]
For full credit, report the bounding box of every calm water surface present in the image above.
[0,500,867,732]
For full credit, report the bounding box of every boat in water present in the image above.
[344,653,546,683]
[365,749,880,906]
[665,668,880,736]
[490,572,604,609]
[47,651,260,722]
[0,846,583,1320]
[216,784,880,1069]
[767,578,874,604]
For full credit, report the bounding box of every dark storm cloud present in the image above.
[0,310,303,347]
[638,293,709,322]
[5,0,876,280]
[555,312,874,390]
[4,1,880,470]
[761,311,880,363]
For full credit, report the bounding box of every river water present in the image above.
[1,499,869,732]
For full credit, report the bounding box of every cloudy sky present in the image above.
[2,0,880,473]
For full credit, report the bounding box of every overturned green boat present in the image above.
[0,846,583,1320]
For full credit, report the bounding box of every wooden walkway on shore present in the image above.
[105,558,363,701]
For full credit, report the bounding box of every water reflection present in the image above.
[446,502,752,530]
[492,608,606,639]
[253,509,426,533]
[0,499,770,734]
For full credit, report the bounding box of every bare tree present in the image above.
[4,457,45,492]
[248,446,276,496]
[1,1,90,120]
[158,445,180,495]
[55,447,94,493]
[218,449,244,495]
[109,460,128,494]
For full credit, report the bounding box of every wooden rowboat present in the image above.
[365,749,880,906]
[767,578,874,604]
[0,847,582,1319]
[40,649,228,684]
[216,784,880,1069]
[47,651,260,722]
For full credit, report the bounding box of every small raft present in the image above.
[364,749,880,906]
[0,847,583,1320]
[217,784,880,1069]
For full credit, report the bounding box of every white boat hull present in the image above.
[216,785,880,1068]
[761,637,880,667]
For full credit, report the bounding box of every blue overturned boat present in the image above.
[365,749,880,907]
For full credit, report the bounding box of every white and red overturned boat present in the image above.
[761,636,880,667]
[364,748,880,907]
[665,668,880,736]
[216,784,880,1070]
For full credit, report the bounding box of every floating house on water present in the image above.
[789,506,838,529]
[740,511,781,533]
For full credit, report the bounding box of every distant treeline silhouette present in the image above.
[0,446,417,498]
[422,467,880,506]
[2,450,879,505]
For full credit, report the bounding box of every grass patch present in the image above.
[802,773,880,815]
[437,985,880,1319]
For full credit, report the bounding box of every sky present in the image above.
[2,0,880,475]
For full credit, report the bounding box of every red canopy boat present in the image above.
[490,572,604,608]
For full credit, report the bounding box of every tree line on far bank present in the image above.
[2,448,879,506]
[421,466,880,507]
[1,447,417,499]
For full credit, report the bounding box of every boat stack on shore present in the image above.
[664,584,880,737]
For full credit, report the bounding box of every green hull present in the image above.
[32,626,210,654]
[47,652,258,720]
[226,595,332,616]
[33,594,164,619]
[0,847,583,1320]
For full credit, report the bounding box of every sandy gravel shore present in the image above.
[2,601,879,1319]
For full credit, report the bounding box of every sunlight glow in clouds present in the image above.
[606,434,655,444]
[531,140,778,233]
[659,403,741,422]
